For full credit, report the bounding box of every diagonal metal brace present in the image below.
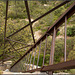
[24,1,35,43]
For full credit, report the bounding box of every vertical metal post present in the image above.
[24,57,26,71]
[37,42,41,68]
[64,16,67,62]
[26,56,29,71]
[49,27,56,75]
[25,56,27,71]
[4,0,8,40]
[32,46,37,69]
[49,27,56,65]
[3,0,8,62]
[24,1,35,43]
[48,72,53,75]
[26,53,30,70]
[29,51,33,70]
[43,35,47,66]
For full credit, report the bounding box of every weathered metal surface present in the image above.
[49,27,56,75]
[10,2,75,70]
[3,0,9,62]
[43,35,47,66]
[32,46,37,69]
[23,60,75,73]
[4,0,8,40]
[25,1,35,43]
[48,71,53,75]
[29,51,33,70]
[37,42,41,68]
[25,56,28,71]
[64,16,67,62]
[49,27,56,65]
[41,60,75,72]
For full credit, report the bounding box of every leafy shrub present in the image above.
[67,26,75,37]
[8,10,27,19]
[56,31,60,36]
[68,50,75,60]
[39,0,47,4]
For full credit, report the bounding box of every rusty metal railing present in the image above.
[9,1,75,74]
[1,0,70,61]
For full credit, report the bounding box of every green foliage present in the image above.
[0,1,75,73]
[38,54,43,66]
[56,31,60,36]
[67,37,75,56]
[54,39,64,63]
[8,1,27,19]
[68,50,75,60]
[67,26,75,37]
[70,69,75,74]
[45,54,50,65]
[54,6,65,17]
[39,0,48,4]
[8,11,26,19]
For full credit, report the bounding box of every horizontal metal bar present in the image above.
[10,2,75,70]
[7,1,69,38]
[42,60,75,72]
[23,60,75,73]
[5,38,28,45]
